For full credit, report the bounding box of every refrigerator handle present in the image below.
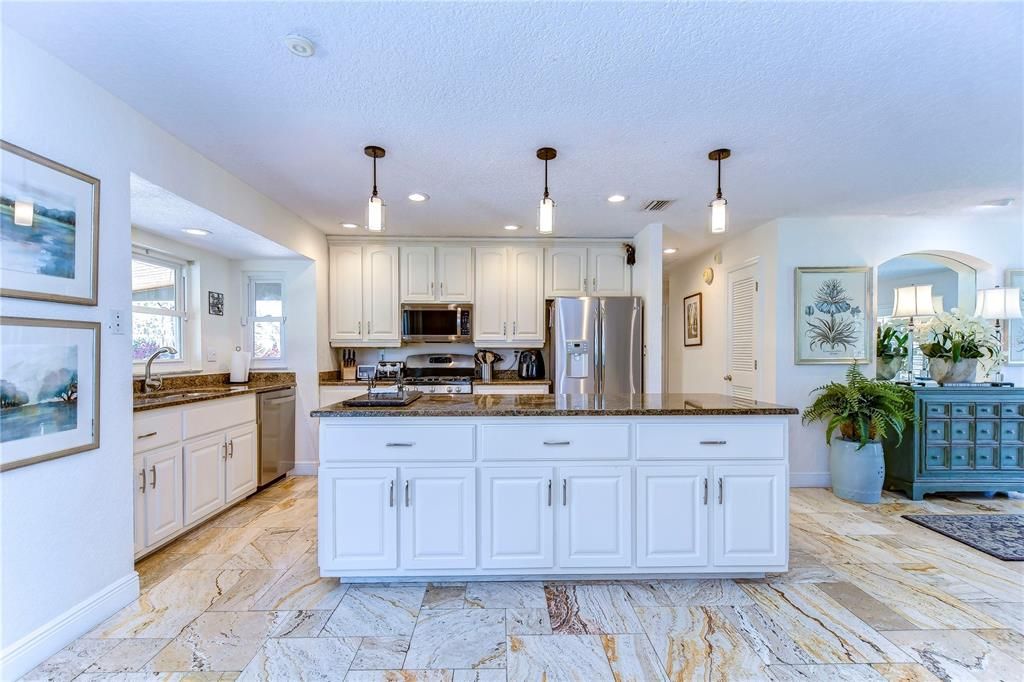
[596,298,605,394]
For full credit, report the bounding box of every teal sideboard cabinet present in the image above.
[883,386,1024,500]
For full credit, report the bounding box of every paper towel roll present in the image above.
[230,349,252,383]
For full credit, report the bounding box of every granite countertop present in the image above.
[476,379,551,385]
[312,392,798,418]
[133,380,295,412]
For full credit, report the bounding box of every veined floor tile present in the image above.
[719,605,817,665]
[465,581,546,609]
[404,608,506,669]
[248,497,317,529]
[75,673,240,681]
[350,636,410,669]
[506,634,613,682]
[135,552,195,592]
[601,633,669,682]
[345,670,454,682]
[250,551,348,611]
[452,670,506,681]
[765,663,886,680]
[267,609,331,638]
[793,512,895,536]
[880,536,1024,602]
[83,638,171,673]
[545,583,644,634]
[207,500,276,527]
[897,562,1001,603]
[236,636,360,681]
[422,582,468,609]
[21,638,120,681]
[816,582,918,631]
[789,489,866,514]
[659,579,754,606]
[971,601,1024,635]
[761,564,842,584]
[620,581,674,606]
[173,525,267,556]
[634,606,769,680]
[885,629,1024,681]
[870,663,941,681]
[208,569,285,611]
[969,628,1024,662]
[323,584,426,637]
[147,610,289,672]
[792,528,918,565]
[181,553,235,570]
[505,608,552,635]
[219,535,313,571]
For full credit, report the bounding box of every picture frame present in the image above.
[208,290,224,316]
[0,317,100,471]
[683,292,703,347]
[1,140,100,305]
[795,266,872,365]
[1007,269,1024,366]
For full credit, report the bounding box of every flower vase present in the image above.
[875,356,903,381]
[928,358,978,384]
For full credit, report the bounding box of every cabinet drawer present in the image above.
[182,396,256,440]
[1000,446,1024,469]
[976,420,999,443]
[925,420,950,444]
[923,447,950,471]
[479,423,630,461]
[950,420,973,442]
[133,408,181,454]
[925,402,950,417]
[1001,404,1024,419]
[975,447,997,469]
[320,424,475,462]
[976,403,999,419]
[950,403,974,418]
[1000,421,1024,444]
[636,422,784,460]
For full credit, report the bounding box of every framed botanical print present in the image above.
[1,140,100,305]
[795,266,871,365]
[0,317,100,471]
[683,292,703,347]
[1007,269,1024,366]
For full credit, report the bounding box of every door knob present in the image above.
[723,374,733,382]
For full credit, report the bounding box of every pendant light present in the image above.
[364,145,386,232]
[536,147,557,234]
[708,148,731,234]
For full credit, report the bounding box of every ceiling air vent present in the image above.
[642,199,675,212]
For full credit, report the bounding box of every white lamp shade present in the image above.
[893,284,936,318]
[931,295,944,314]
[709,197,727,234]
[537,196,554,234]
[366,195,385,232]
[976,287,1023,320]
[13,200,34,226]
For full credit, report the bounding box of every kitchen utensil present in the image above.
[474,350,503,382]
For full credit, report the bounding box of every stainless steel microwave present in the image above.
[401,304,472,342]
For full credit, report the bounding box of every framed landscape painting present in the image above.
[0,318,100,471]
[1008,269,1024,366]
[795,266,871,365]
[683,292,703,346]
[1,140,99,305]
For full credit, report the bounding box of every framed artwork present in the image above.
[795,266,871,365]
[683,292,703,347]
[1007,269,1024,366]
[1,141,100,305]
[208,291,224,316]
[1,317,100,471]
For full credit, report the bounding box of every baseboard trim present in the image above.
[290,462,317,476]
[0,571,139,681]
[790,472,830,488]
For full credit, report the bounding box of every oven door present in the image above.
[401,305,471,342]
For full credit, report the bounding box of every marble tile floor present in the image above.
[24,479,1024,681]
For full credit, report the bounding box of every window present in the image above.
[246,275,286,366]
[132,250,187,365]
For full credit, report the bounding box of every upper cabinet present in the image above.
[473,246,544,347]
[544,245,632,298]
[401,246,473,303]
[330,244,400,346]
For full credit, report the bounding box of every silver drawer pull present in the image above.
[386,442,415,447]
[389,481,395,508]
[699,440,727,445]
[150,465,157,489]
[543,440,572,446]
[139,468,146,493]
[137,431,158,439]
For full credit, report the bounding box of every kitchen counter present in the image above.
[475,378,551,386]
[312,392,796,418]
[133,379,295,412]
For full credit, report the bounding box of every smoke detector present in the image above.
[284,34,315,58]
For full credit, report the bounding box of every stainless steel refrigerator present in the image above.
[552,297,643,395]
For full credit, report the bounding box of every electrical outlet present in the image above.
[109,309,126,335]
[207,348,217,363]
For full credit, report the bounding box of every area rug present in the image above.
[902,514,1024,561]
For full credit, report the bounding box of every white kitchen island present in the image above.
[312,393,797,580]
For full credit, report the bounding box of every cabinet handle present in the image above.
[386,442,415,447]
[513,321,517,335]
[150,465,157,489]
[440,282,444,296]
[592,277,596,292]
[503,322,507,336]
[228,440,234,458]
[430,281,434,291]
[703,478,708,505]
[137,431,157,440]
[547,479,552,507]
[543,440,572,446]
[358,321,361,335]
[222,443,228,460]
[562,479,567,506]
[139,468,146,493]
[405,480,411,507]
[389,480,395,508]
[718,478,723,505]
[699,440,728,446]
[367,320,372,334]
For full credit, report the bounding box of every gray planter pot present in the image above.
[928,357,978,384]
[829,439,884,504]
[875,356,904,380]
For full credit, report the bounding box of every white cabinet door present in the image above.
[133,454,146,554]
[480,467,554,569]
[712,464,786,567]
[363,245,400,342]
[319,467,398,571]
[473,247,509,343]
[401,467,476,570]
[545,247,588,297]
[509,247,545,343]
[184,433,226,525]
[401,246,436,302]
[144,443,184,547]
[636,466,709,568]
[589,246,631,296]
[225,423,258,504]
[557,466,631,568]
[329,244,364,341]
[319,386,366,408]
[437,246,473,302]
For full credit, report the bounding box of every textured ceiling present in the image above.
[4,2,1022,258]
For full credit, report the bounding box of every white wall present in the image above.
[632,223,663,392]
[0,28,329,678]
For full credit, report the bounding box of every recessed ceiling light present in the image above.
[340,222,359,229]
[503,224,521,231]
[408,193,429,202]
[607,194,628,203]
[182,228,211,236]
[663,248,678,255]
[284,34,315,58]
[977,198,1015,208]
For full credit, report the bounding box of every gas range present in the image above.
[402,353,475,394]
[403,376,473,394]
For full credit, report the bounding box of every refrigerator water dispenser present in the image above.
[566,340,590,378]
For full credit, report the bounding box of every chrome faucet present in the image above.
[143,346,177,393]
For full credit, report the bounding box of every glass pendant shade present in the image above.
[976,287,1023,320]
[366,195,385,232]
[709,197,727,234]
[893,284,936,318]
[537,196,555,234]
[13,200,33,226]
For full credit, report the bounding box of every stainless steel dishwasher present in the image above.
[258,387,295,488]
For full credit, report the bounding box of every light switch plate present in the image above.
[109,309,126,335]
[207,348,217,363]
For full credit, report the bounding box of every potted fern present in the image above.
[802,365,915,503]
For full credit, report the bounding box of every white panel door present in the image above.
[713,464,786,567]
[557,466,631,568]
[545,247,588,297]
[726,262,760,400]
[509,247,545,343]
[144,443,184,547]
[400,246,436,302]
[225,423,258,504]
[329,244,364,341]
[437,246,473,302]
[473,247,509,343]
[589,246,631,296]
[133,454,146,554]
[636,466,709,567]
[363,245,400,342]
[319,467,398,571]
[401,467,476,570]
[480,467,554,569]
[184,433,226,524]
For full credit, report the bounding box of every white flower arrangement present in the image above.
[914,308,1005,375]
